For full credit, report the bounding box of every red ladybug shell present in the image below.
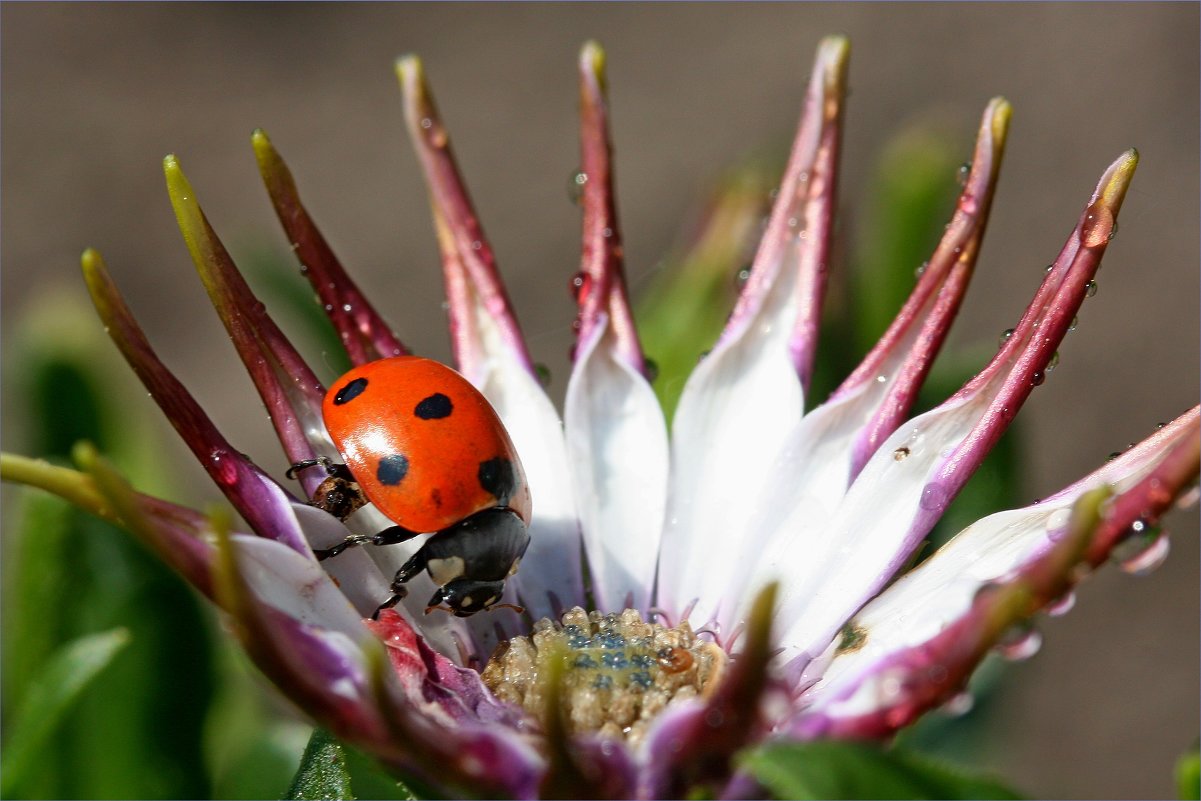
[322,356,530,533]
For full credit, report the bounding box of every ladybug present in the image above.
[289,356,531,618]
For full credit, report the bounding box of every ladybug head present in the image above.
[427,578,509,617]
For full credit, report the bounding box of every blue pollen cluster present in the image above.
[481,607,727,744]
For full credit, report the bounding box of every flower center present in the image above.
[482,607,727,745]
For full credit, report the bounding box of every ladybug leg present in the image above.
[312,523,422,561]
[286,456,344,480]
[426,580,507,617]
[369,548,429,619]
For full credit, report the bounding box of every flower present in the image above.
[3,35,1197,799]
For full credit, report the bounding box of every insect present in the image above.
[289,356,531,618]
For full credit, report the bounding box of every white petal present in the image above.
[656,248,803,626]
[231,534,372,645]
[565,313,669,612]
[469,304,585,621]
[772,392,984,662]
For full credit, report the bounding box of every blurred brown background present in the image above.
[2,4,1196,798]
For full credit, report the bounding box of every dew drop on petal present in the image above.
[1115,524,1171,576]
[918,482,949,511]
[569,271,589,302]
[1068,316,1078,332]
[914,261,928,278]
[734,264,752,289]
[420,117,433,130]
[1044,263,1055,274]
[1045,507,1072,542]
[1046,590,1077,617]
[1045,350,1060,373]
[996,627,1042,661]
[568,169,588,204]
[534,363,552,388]
[1080,202,1115,248]
[1030,370,1045,387]
[998,328,1015,348]
[956,162,971,186]
[1085,279,1098,298]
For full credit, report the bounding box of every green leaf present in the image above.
[0,628,131,796]
[739,740,1022,800]
[285,728,355,800]
[1177,745,1200,801]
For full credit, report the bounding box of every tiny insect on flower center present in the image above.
[481,608,728,746]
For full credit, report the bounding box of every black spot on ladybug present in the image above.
[333,377,369,405]
[430,488,443,508]
[376,454,410,486]
[477,457,516,505]
[414,392,453,420]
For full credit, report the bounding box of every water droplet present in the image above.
[1068,316,1078,332]
[1045,351,1060,373]
[919,482,949,511]
[787,216,800,230]
[1044,263,1055,274]
[341,303,353,313]
[1031,370,1045,387]
[569,271,590,301]
[534,363,552,388]
[998,328,1015,348]
[996,627,1042,661]
[568,170,588,204]
[914,261,929,278]
[734,265,752,289]
[471,240,483,251]
[893,446,911,461]
[1046,590,1076,617]
[1114,522,1170,575]
[323,303,334,312]
[1080,202,1115,248]
[420,117,433,130]
[601,227,613,239]
[643,358,660,382]
[697,349,711,364]
[1045,508,1072,541]
[876,374,887,384]
[1085,280,1098,298]
[957,162,971,186]
[797,171,810,184]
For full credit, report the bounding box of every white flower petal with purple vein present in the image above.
[657,248,804,626]
[232,534,373,644]
[566,312,669,613]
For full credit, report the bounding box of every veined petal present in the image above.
[566,315,668,613]
[252,129,408,366]
[565,42,668,613]
[772,151,1139,664]
[656,36,849,626]
[788,487,1109,741]
[707,99,1010,635]
[164,157,334,500]
[398,55,585,619]
[82,249,310,555]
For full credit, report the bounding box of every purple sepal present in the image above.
[163,157,332,499]
[396,56,535,382]
[720,36,848,391]
[572,41,645,375]
[252,130,409,366]
[366,610,529,729]
[916,150,1139,535]
[81,249,310,555]
[839,98,1011,479]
